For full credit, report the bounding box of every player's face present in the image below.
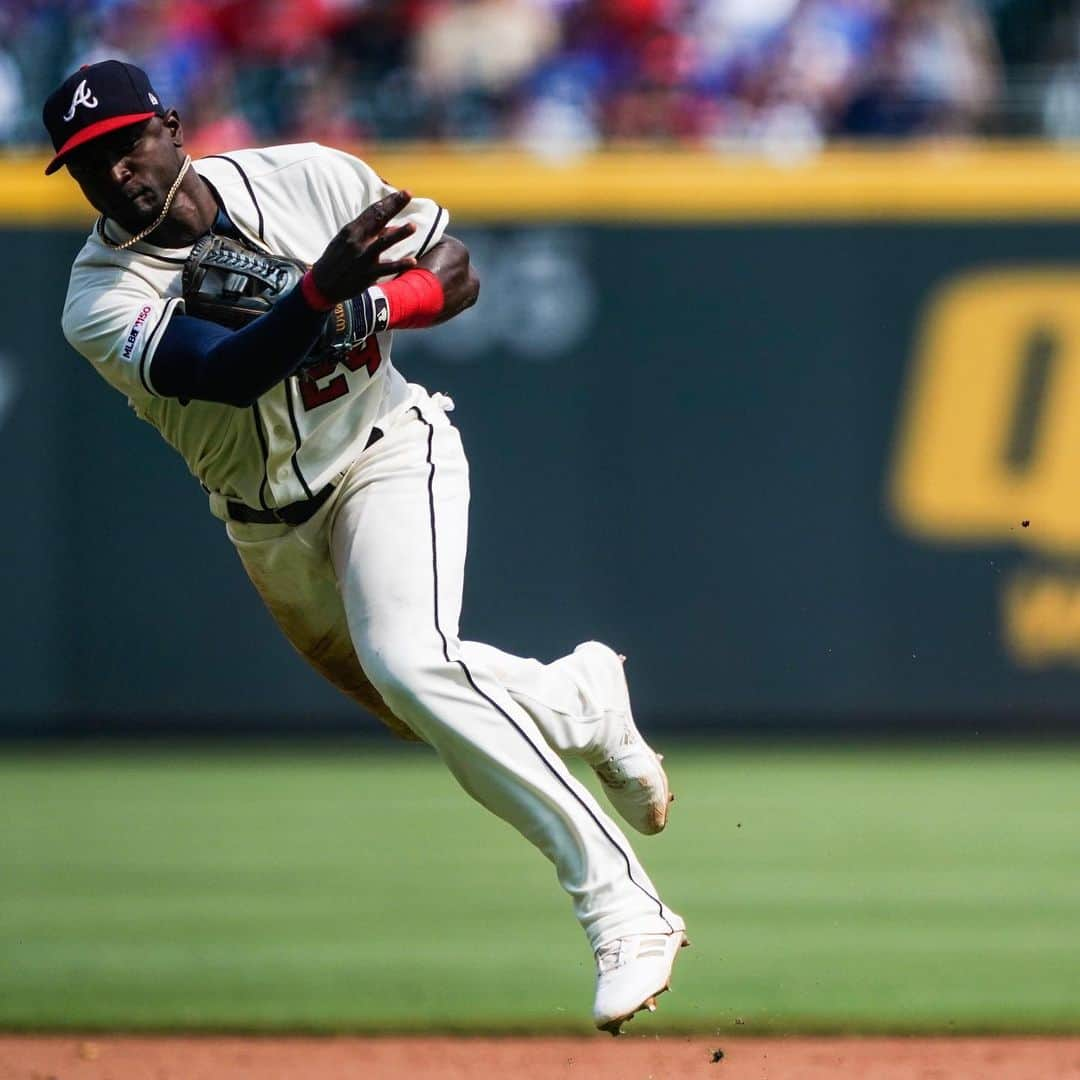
[65,114,186,232]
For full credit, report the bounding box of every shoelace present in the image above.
[596,934,669,975]
[595,940,629,975]
[594,730,650,789]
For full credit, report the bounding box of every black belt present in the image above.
[226,426,383,526]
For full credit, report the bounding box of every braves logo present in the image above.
[62,79,99,123]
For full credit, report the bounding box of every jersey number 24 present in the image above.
[297,337,381,411]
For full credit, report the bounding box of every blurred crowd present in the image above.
[1,0,1076,154]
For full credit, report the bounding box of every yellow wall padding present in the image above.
[8,142,1080,225]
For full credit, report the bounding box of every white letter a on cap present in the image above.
[63,79,99,123]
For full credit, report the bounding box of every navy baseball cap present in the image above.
[42,60,165,175]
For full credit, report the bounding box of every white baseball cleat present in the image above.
[592,926,690,1035]
[575,641,673,835]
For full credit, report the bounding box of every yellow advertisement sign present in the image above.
[891,269,1080,667]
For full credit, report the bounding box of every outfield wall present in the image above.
[5,146,1080,735]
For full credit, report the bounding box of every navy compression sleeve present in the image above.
[150,286,327,406]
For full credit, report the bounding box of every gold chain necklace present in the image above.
[102,155,193,251]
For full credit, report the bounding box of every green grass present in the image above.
[1,743,1079,1033]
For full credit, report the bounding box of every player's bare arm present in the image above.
[414,235,480,324]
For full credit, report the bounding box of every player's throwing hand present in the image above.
[311,189,418,302]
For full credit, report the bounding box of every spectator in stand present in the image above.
[0,9,26,146]
[512,3,610,154]
[600,2,705,141]
[68,0,210,119]
[182,57,259,157]
[703,0,890,151]
[839,0,1001,136]
[414,0,560,139]
[286,60,370,147]
[687,0,801,144]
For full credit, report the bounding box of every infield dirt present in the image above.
[3,1036,1080,1079]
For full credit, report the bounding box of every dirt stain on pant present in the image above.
[236,548,423,744]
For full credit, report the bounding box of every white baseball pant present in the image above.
[226,386,679,948]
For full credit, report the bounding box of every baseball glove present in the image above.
[181,233,377,366]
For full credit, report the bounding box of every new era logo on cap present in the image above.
[42,60,166,175]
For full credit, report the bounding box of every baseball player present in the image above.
[44,60,687,1034]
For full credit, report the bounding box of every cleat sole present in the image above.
[599,984,672,1036]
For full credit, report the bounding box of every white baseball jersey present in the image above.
[62,143,448,509]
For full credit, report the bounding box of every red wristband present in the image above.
[300,269,334,312]
[380,268,445,329]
